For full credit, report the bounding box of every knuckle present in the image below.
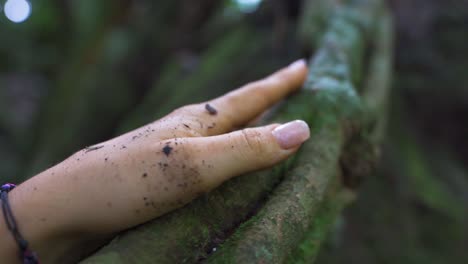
[168,104,209,137]
[152,139,207,191]
[173,104,198,116]
[181,121,205,137]
[215,110,235,130]
[239,128,266,156]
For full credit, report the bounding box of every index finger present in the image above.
[184,59,308,136]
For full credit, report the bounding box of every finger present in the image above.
[145,120,309,214]
[184,120,310,189]
[206,59,308,135]
[163,59,308,137]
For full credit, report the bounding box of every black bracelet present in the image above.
[1,183,39,264]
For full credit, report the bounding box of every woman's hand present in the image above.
[0,59,309,263]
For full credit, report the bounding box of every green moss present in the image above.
[287,183,353,264]
[81,252,123,264]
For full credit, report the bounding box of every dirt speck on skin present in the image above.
[205,104,218,115]
[158,162,170,172]
[208,123,216,129]
[163,145,173,156]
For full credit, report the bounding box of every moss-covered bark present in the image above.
[288,10,393,263]
[204,1,389,263]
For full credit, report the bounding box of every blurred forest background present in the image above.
[0,0,467,263]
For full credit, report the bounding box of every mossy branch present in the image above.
[288,11,394,263]
[204,2,390,262]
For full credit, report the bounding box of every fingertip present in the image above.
[188,122,307,189]
[283,59,309,90]
[287,59,308,72]
[272,120,310,149]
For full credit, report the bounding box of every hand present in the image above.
[0,59,309,263]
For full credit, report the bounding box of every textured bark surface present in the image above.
[288,11,393,263]
[315,1,468,263]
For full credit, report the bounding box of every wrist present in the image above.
[0,200,21,264]
[4,158,115,263]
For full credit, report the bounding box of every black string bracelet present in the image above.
[1,183,39,264]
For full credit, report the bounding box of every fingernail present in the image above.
[272,120,310,149]
[288,59,307,71]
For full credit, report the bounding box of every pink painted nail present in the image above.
[272,120,310,149]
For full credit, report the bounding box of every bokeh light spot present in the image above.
[234,0,263,13]
[4,0,32,23]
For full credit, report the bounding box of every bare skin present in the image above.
[0,59,309,263]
